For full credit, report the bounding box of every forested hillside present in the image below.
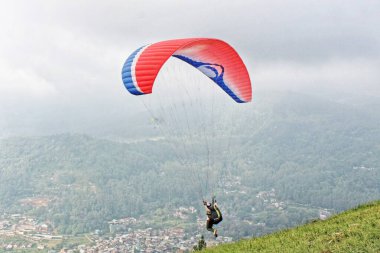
[0,92,379,239]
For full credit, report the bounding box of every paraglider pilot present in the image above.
[203,197,223,237]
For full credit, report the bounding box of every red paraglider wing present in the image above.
[121,38,252,103]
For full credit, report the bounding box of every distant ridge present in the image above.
[204,201,380,253]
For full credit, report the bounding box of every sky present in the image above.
[0,0,379,137]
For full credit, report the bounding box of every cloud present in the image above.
[0,60,57,99]
[254,59,380,96]
[0,0,379,136]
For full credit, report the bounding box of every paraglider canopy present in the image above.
[121,38,252,103]
[120,38,253,201]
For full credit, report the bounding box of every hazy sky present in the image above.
[0,0,379,136]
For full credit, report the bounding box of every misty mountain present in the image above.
[0,91,379,236]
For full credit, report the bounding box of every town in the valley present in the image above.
[0,186,332,252]
[0,207,232,252]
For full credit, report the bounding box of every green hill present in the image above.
[204,201,380,253]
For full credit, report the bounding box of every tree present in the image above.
[193,235,207,251]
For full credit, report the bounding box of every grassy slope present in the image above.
[205,201,380,253]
